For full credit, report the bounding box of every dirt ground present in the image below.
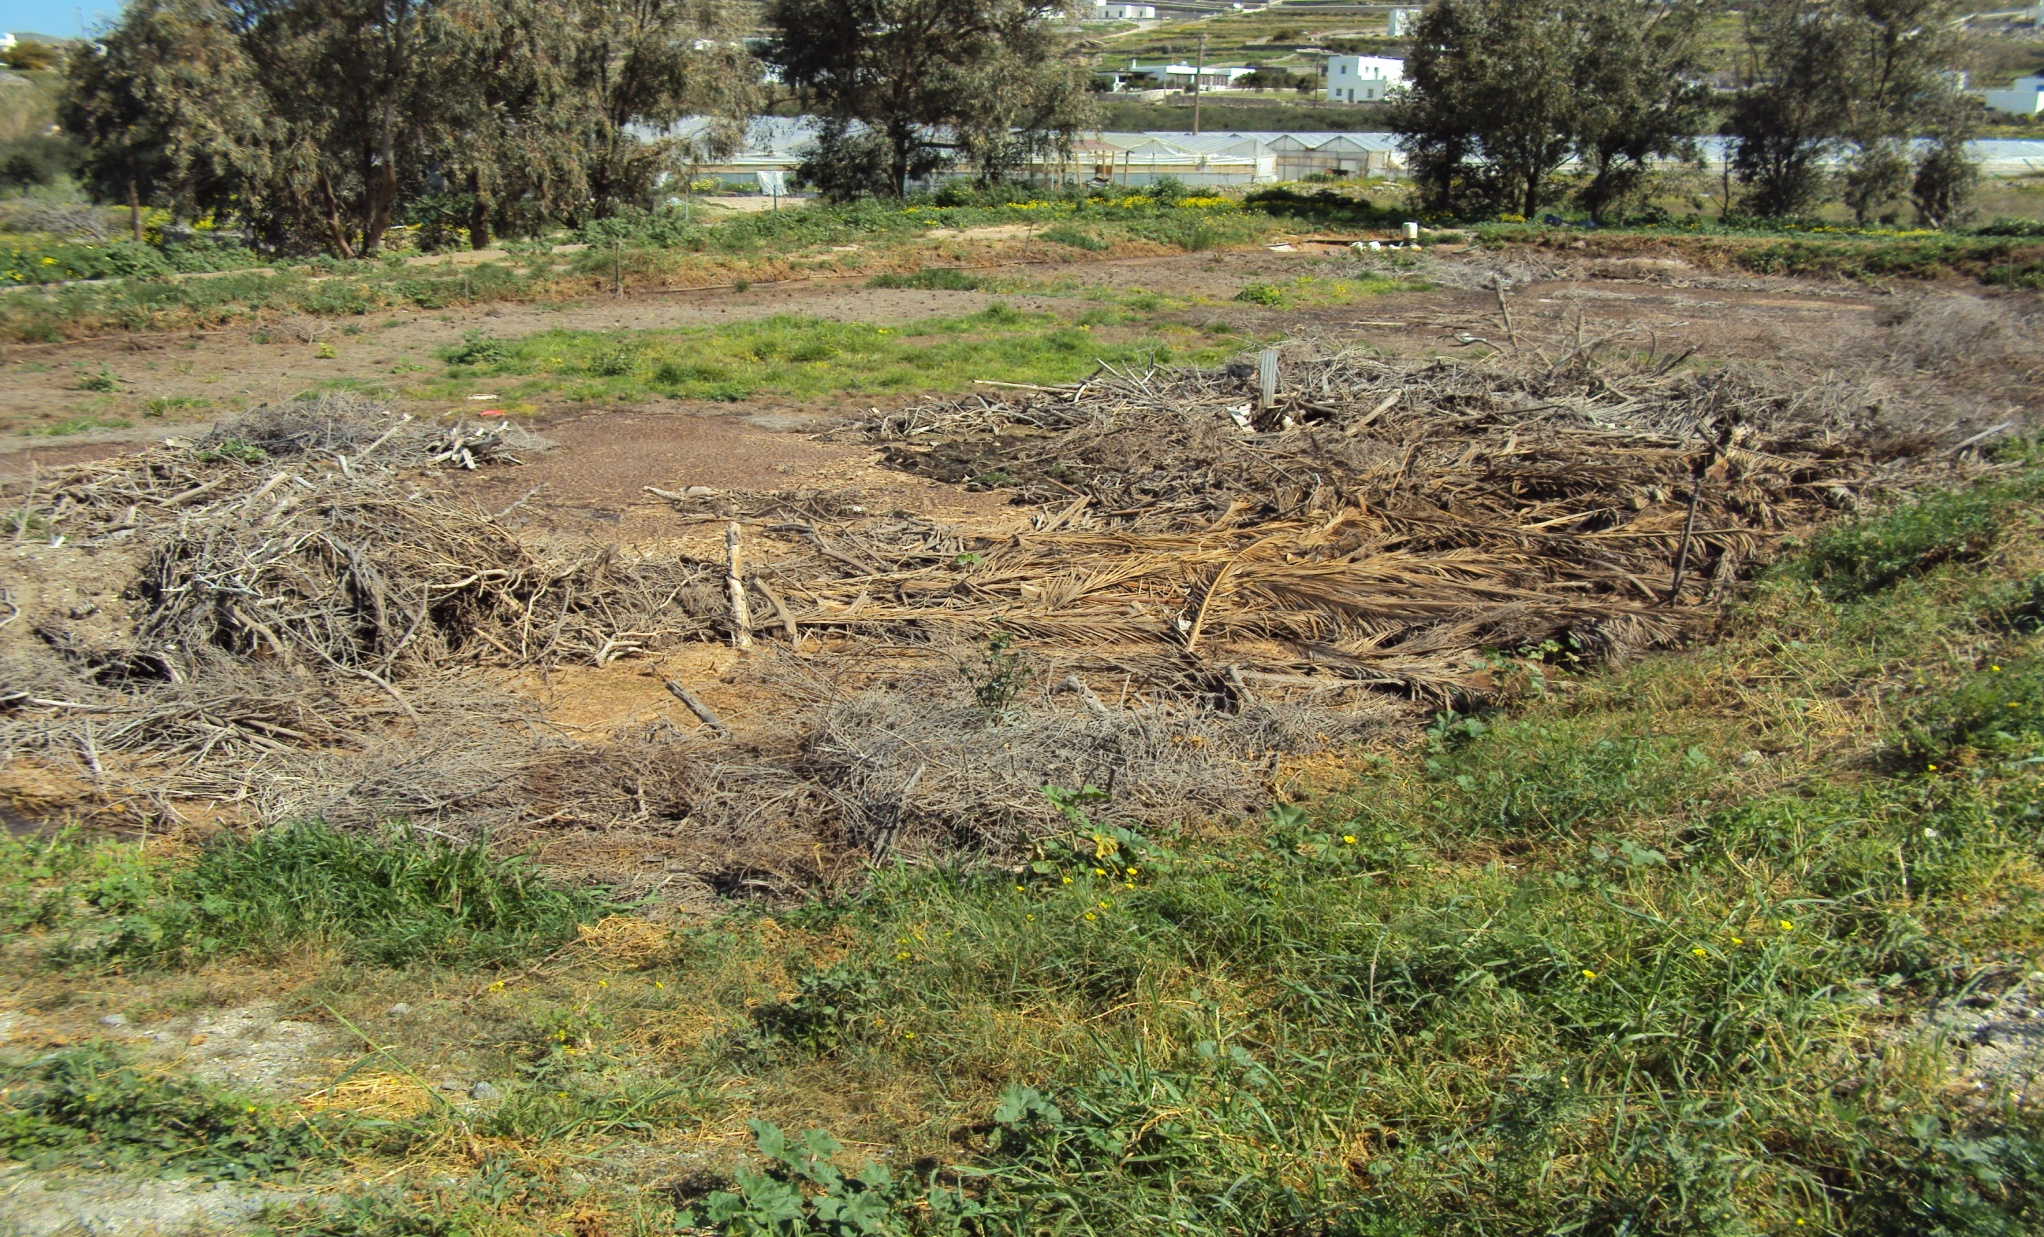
[0,246,1929,502]
[1,245,2039,1235]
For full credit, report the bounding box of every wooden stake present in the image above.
[725,521,753,648]
[1258,347,1278,411]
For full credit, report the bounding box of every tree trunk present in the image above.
[362,0,410,257]
[317,170,357,258]
[127,176,142,244]
[469,172,492,250]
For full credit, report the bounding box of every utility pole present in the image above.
[1192,33,1206,135]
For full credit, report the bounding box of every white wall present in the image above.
[1325,55,1404,104]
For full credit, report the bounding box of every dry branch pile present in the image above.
[0,346,2004,891]
[649,346,1987,700]
[2,398,728,828]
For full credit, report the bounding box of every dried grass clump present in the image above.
[1866,295,2044,390]
[513,652,1404,882]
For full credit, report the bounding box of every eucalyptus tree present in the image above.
[59,0,268,242]
[1729,0,1975,224]
[763,0,1093,199]
[1389,0,1706,222]
[62,0,757,254]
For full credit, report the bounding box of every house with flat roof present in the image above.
[1325,55,1403,103]
[1126,59,1258,91]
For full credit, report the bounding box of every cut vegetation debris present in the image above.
[0,332,2002,887]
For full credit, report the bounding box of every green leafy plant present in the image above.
[192,436,268,464]
[78,367,118,392]
[0,1045,343,1179]
[1233,282,1286,307]
[960,624,1033,718]
[588,341,640,376]
[442,330,509,367]
[685,1120,981,1236]
[748,963,887,1055]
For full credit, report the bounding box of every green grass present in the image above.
[9,820,616,969]
[142,395,212,418]
[420,305,1236,404]
[0,194,1271,343]
[867,268,990,291]
[1232,273,1422,308]
[22,415,131,436]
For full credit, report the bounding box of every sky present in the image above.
[5,0,123,39]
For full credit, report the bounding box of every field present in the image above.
[7,188,2044,1237]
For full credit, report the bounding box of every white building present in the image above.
[1326,55,1403,103]
[1128,60,1258,90]
[1386,8,1421,37]
[1089,2,1157,20]
[0,34,15,52]
[1983,75,2044,114]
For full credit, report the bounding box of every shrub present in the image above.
[441,330,509,367]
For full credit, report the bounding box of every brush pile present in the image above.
[1,397,728,826]
[651,345,1985,699]
[0,345,2003,890]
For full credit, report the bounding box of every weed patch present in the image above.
[1794,470,2044,599]
[42,821,615,969]
[867,268,984,291]
[0,1045,345,1180]
[421,309,1228,406]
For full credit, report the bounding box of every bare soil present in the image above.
[0,246,1927,473]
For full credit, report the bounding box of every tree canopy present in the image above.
[763,0,1092,199]
[1729,0,1975,225]
[1389,0,1707,223]
[60,0,757,254]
